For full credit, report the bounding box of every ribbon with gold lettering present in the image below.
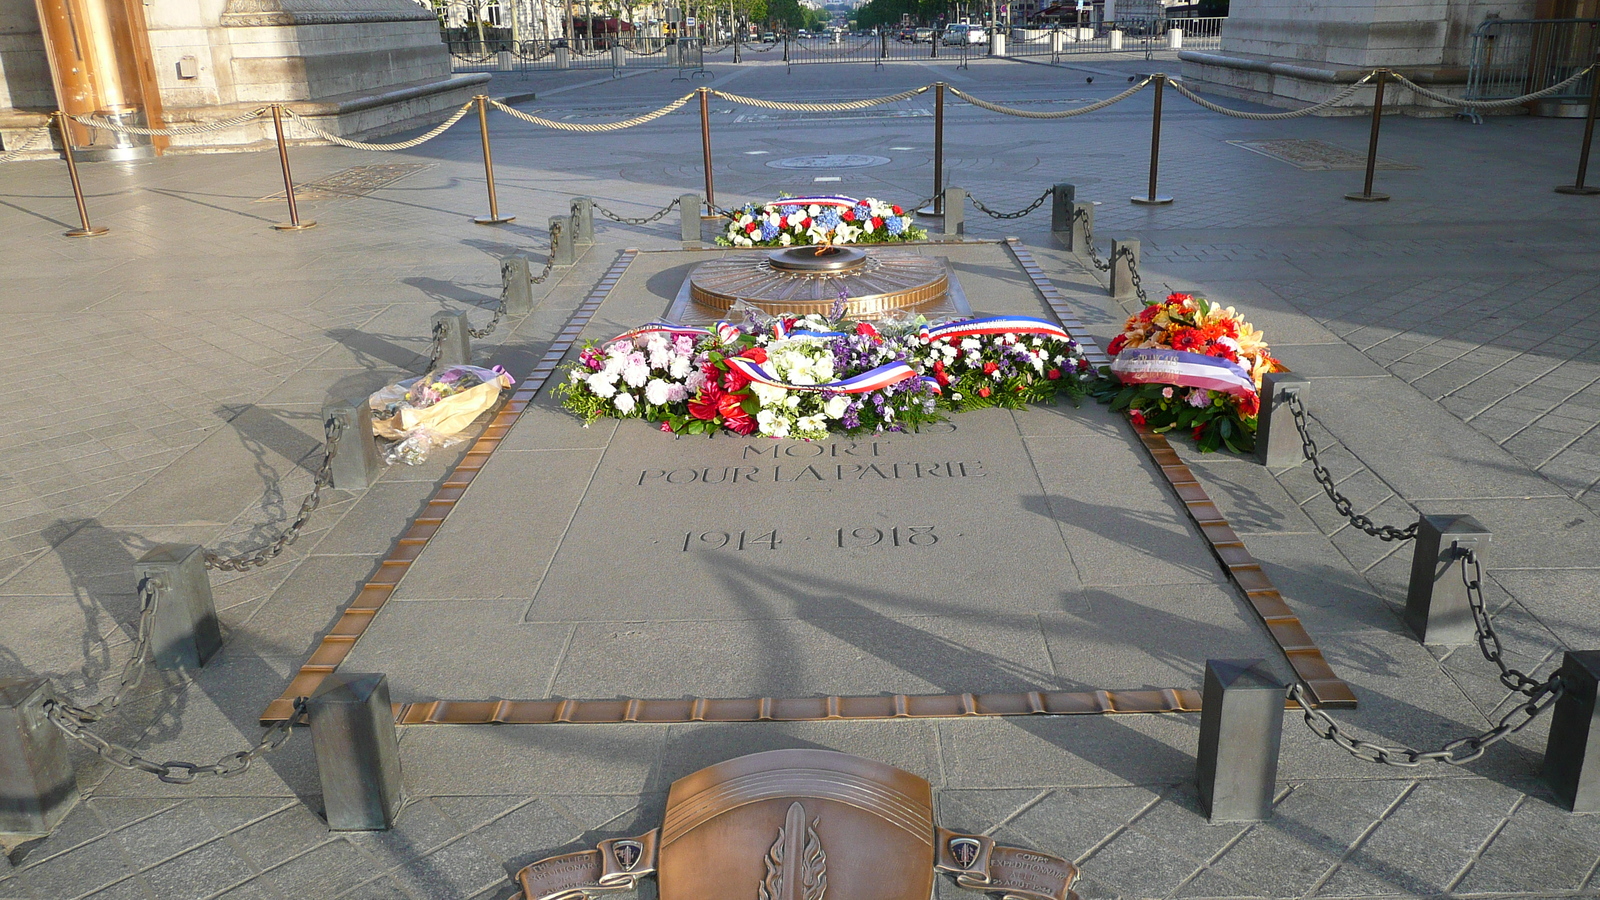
[517,830,659,900]
[935,828,1080,900]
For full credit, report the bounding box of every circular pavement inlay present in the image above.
[767,154,891,170]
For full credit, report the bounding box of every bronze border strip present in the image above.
[1003,237,1356,709]
[392,688,1203,724]
[260,249,642,724]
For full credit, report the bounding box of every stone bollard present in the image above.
[0,678,78,836]
[1544,651,1600,812]
[321,397,382,491]
[502,255,535,316]
[570,196,595,245]
[309,673,403,830]
[1254,373,1309,469]
[1066,200,1094,254]
[1050,183,1076,239]
[1168,28,1183,49]
[135,544,221,670]
[990,31,1006,57]
[1108,29,1124,50]
[548,216,577,266]
[1404,515,1490,645]
[612,44,625,68]
[1110,239,1140,299]
[555,46,571,69]
[1195,659,1283,823]
[497,49,513,71]
[942,187,966,237]
[430,312,471,369]
[680,192,702,247]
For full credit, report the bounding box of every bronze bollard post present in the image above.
[1555,56,1600,195]
[926,82,946,216]
[1345,70,1391,201]
[55,112,108,238]
[270,104,316,231]
[699,87,715,215]
[473,95,514,224]
[1131,74,1173,205]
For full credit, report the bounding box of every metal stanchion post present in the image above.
[431,311,471,368]
[54,113,109,238]
[1254,373,1308,468]
[1131,74,1173,205]
[0,678,78,835]
[1555,57,1600,196]
[473,95,514,225]
[1195,659,1282,823]
[1345,70,1391,202]
[1404,515,1490,645]
[135,545,222,670]
[699,87,715,216]
[309,673,403,831]
[322,398,382,491]
[270,105,316,231]
[921,83,946,217]
[1544,650,1600,812]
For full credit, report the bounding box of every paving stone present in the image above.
[105,803,223,869]
[3,836,134,900]
[262,839,380,899]
[139,838,259,900]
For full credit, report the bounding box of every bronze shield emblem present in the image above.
[517,749,1078,900]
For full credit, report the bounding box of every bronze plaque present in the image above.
[516,749,1078,900]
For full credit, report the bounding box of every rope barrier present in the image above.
[1167,75,1374,120]
[948,79,1152,119]
[709,85,930,111]
[1390,65,1596,110]
[488,94,695,131]
[69,108,267,136]
[0,123,52,163]
[283,102,475,151]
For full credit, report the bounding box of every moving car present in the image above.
[942,23,986,44]
[913,26,934,41]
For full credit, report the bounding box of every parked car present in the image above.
[896,26,916,41]
[760,31,777,42]
[942,23,986,44]
[913,26,934,41]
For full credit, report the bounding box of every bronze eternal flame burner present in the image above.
[687,246,949,318]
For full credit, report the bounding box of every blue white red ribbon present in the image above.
[767,195,859,210]
[1110,348,1256,397]
[725,356,940,396]
[921,315,1074,344]
[608,321,743,345]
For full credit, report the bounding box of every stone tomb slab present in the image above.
[340,244,1294,704]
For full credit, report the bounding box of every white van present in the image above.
[942,23,986,45]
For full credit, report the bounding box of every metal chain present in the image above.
[202,417,344,571]
[1113,245,1148,303]
[1071,207,1110,271]
[969,189,1052,220]
[50,575,164,724]
[469,220,562,340]
[1286,393,1419,542]
[425,319,448,372]
[1290,679,1561,767]
[1461,548,1553,698]
[47,695,308,784]
[595,196,680,226]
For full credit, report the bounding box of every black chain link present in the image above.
[1291,546,1565,767]
[202,417,343,572]
[595,197,680,226]
[471,222,562,341]
[42,575,310,783]
[1071,207,1110,272]
[48,693,308,784]
[968,189,1052,220]
[1286,393,1419,542]
[1113,245,1148,304]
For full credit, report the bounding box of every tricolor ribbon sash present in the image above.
[921,316,1073,344]
[725,356,941,396]
[1109,348,1256,398]
[607,321,743,345]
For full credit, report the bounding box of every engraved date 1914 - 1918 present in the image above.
[679,526,943,552]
